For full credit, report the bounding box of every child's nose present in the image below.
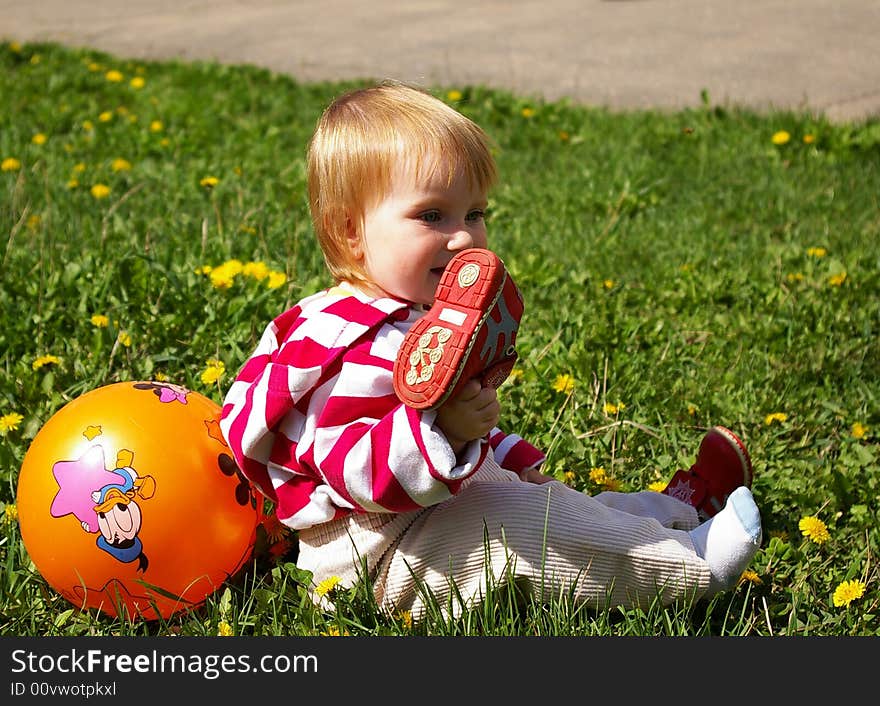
[446,227,475,251]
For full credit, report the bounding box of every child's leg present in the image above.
[590,489,700,530]
[378,456,714,618]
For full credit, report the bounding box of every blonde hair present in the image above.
[307,81,498,285]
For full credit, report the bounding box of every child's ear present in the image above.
[345,214,364,262]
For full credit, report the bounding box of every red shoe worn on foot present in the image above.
[662,426,754,518]
[393,248,524,410]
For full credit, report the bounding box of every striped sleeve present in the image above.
[488,428,546,475]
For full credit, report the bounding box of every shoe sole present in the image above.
[710,425,754,488]
[393,249,511,410]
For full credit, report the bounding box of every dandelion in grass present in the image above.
[507,367,523,384]
[98,111,113,123]
[851,422,868,440]
[200,176,220,188]
[687,403,698,416]
[771,130,790,145]
[799,515,830,544]
[87,61,101,72]
[446,89,463,102]
[32,354,60,371]
[604,401,625,415]
[314,575,342,598]
[111,158,132,172]
[1,157,21,172]
[242,261,270,281]
[562,470,575,484]
[261,513,288,544]
[217,621,234,637]
[398,611,413,629]
[105,69,123,82]
[647,480,667,493]
[803,134,816,144]
[91,184,111,199]
[602,279,615,290]
[150,120,163,133]
[321,626,350,637]
[201,359,226,385]
[0,412,24,435]
[117,332,131,347]
[738,570,762,586]
[266,271,287,289]
[764,412,787,425]
[67,179,79,189]
[26,214,41,230]
[130,76,145,89]
[31,133,47,145]
[3,503,18,524]
[9,41,22,52]
[832,579,866,608]
[806,247,827,258]
[828,272,847,287]
[785,272,804,283]
[154,372,169,382]
[552,373,574,395]
[521,107,536,118]
[90,314,109,328]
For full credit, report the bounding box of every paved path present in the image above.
[2,1,879,123]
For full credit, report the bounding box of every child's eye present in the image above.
[466,210,485,223]
[419,211,442,223]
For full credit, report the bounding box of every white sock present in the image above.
[689,486,762,594]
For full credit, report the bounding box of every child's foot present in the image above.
[663,426,753,519]
[393,248,524,410]
[689,486,762,593]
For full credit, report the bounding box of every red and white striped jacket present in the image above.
[220,284,546,530]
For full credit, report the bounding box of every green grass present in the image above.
[1,40,878,637]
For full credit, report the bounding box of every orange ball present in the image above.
[16,381,261,620]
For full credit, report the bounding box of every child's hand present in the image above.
[435,378,500,456]
[519,467,557,485]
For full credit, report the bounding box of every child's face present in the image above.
[353,161,489,306]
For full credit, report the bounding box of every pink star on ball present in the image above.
[50,445,127,533]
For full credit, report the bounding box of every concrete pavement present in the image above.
[2,0,879,123]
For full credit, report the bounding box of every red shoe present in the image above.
[662,426,754,518]
[393,248,523,410]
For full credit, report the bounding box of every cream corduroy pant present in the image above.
[297,454,712,617]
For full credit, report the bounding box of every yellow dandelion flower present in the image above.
[602,279,615,289]
[90,314,109,328]
[738,570,762,586]
[771,130,791,145]
[851,422,868,439]
[217,621,234,636]
[521,107,536,118]
[799,515,830,544]
[67,179,79,189]
[26,214,41,230]
[785,272,804,283]
[828,272,847,287]
[150,120,164,133]
[82,120,95,131]
[200,176,219,188]
[105,69,124,82]
[201,359,226,385]
[687,403,698,416]
[314,575,342,598]
[195,264,213,276]
[87,62,101,72]
[117,332,131,347]
[806,247,827,258]
[242,261,270,280]
[832,579,866,608]
[266,271,287,289]
[647,480,667,493]
[507,367,524,383]
[2,157,21,172]
[31,133,47,145]
[803,134,816,144]
[32,354,61,370]
[398,611,413,629]
[160,138,170,147]
[604,401,625,415]
[552,373,575,394]
[30,54,41,65]
[3,503,19,523]
[154,372,169,382]
[111,158,132,172]
[9,41,22,52]
[764,412,787,425]
[321,626,350,637]
[210,270,235,289]
[91,184,111,199]
[446,89,463,101]
[130,76,145,89]
[562,470,576,484]
[98,111,113,123]
[588,467,608,485]
[0,412,25,435]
